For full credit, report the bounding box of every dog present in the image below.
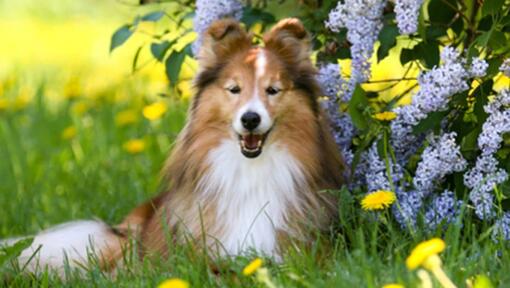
[1,18,345,275]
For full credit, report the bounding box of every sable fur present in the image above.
[120,18,346,259]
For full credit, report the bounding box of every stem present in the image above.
[424,255,457,288]
[365,77,417,84]
[417,269,433,288]
[430,267,457,288]
[383,130,395,192]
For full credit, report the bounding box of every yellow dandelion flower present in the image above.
[406,238,445,270]
[71,102,90,116]
[243,258,263,276]
[123,139,146,154]
[469,275,494,288]
[0,98,8,111]
[382,284,405,288]
[143,101,167,121]
[61,126,77,140]
[406,238,455,288]
[115,109,138,126]
[157,278,189,288]
[177,80,193,99]
[373,111,397,121]
[13,89,31,110]
[361,190,396,210]
[64,77,82,99]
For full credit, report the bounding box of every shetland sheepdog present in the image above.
[1,18,345,274]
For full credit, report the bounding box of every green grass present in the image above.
[1,83,510,287]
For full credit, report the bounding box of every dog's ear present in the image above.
[263,18,311,67]
[198,19,252,69]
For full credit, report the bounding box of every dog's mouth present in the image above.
[238,131,270,158]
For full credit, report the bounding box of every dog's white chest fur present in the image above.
[199,140,305,257]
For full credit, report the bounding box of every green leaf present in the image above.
[412,111,447,134]
[418,3,426,40]
[241,7,276,28]
[486,58,503,78]
[0,237,34,268]
[165,50,186,86]
[377,25,399,62]
[461,127,481,152]
[400,41,439,68]
[141,11,165,22]
[428,0,456,25]
[348,85,369,131]
[482,0,505,17]
[132,45,143,73]
[475,29,493,48]
[473,80,493,123]
[488,30,507,50]
[400,47,418,66]
[151,41,173,62]
[110,24,133,52]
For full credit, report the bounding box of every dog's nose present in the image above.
[241,111,261,131]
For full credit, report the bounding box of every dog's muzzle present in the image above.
[238,130,270,158]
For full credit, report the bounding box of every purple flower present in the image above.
[393,189,423,230]
[325,0,386,91]
[391,47,474,165]
[413,132,467,197]
[365,143,404,192]
[478,90,510,156]
[465,90,510,220]
[366,143,392,192]
[394,0,423,34]
[424,190,463,231]
[317,64,355,151]
[470,57,489,78]
[500,58,510,77]
[492,213,510,243]
[464,154,507,220]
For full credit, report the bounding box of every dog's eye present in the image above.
[266,86,280,96]
[227,85,241,94]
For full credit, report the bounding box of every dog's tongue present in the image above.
[243,134,262,150]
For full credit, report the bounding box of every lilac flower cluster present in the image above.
[391,47,487,165]
[192,0,243,55]
[492,213,510,243]
[424,190,463,231]
[366,144,392,192]
[500,58,510,77]
[470,57,489,78]
[393,132,466,230]
[325,0,386,94]
[317,64,355,156]
[364,143,404,192]
[464,90,510,220]
[393,189,423,229]
[394,0,423,34]
[413,132,467,197]
[478,89,510,156]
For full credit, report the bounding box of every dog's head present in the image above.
[191,18,320,159]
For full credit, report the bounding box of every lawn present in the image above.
[1,0,509,287]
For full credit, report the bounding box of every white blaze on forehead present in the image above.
[255,50,267,79]
[232,49,273,135]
